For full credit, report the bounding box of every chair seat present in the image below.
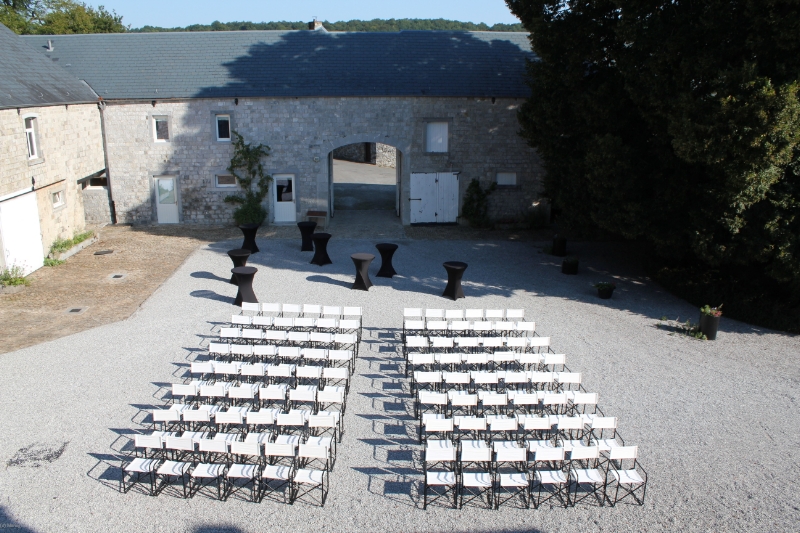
[426,471,456,485]
[245,432,273,444]
[596,438,620,452]
[157,460,189,476]
[527,440,556,453]
[262,465,292,480]
[275,434,301,446]
[574,468,605,484]
[125,457,159,473]
[499,473,528,487]
[535,470,567,485]
[426,439,454,449]
[294,468,324,485]
[306,436,333,448]
[192,463,224,478]
[611,469,644,485]
[462,472,492,488]
[227,464,258,479]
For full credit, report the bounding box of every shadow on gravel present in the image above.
[190,289,232,304]
[0,507,39,532]
[193,526,247,533]
[306,274,352,289]
[191,271,231,283]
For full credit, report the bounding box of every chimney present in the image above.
[308,18,325,31]
[46,39,54,52]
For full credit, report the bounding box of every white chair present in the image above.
[458,445,493,509]
[278,346,301,362]
[259,383,289,408]
[590,417,621,451]
[322,366,349,391]
[531,446,568,508]
[430,336,454,350]
[302,304,322,317]
[189,462,226,500]
[485,309,504,320]
[567,446,605,507]
[240,362,266,380]
[289,385,318,410]
[404,307,423,318]
[607,446,647,506]
[448,321,471,334]
[310,332,333,345]
[121,457,161,495]
[556,372,582,391]
[426,320,448,335]
[219,327,241,341]
[322,305,342,318]
[264,330,287,342]
[231,315,251,326]
[274,316,294,329]
[494,444,529,509]
[288,331,310,343]
[241,302,260,315]
[156,459,192,498]
[252,315,273,328]
[425,308,445,319]
[542,353,566,371]
[229,383,258,405]
[465,309,484,320]
[423,441,457,509]
[261,303,281,315]
[506,309,525,320]
[282,304,302,316]
[253,345,277,361]
[293,462,328,507]
[226,441,261,502]
[471,321,493,334]
[445,309,465,320]
[230,344,254,359]
[529,336,551,352]
[208,342,230,356]
[246,408,278,432]
[542,392,569,416]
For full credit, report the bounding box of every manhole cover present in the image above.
[109,273,126,280]
[94,250,113,256]
[64,306,88,315]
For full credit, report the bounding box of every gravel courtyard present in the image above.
[0,234,797,532]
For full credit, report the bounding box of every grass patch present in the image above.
[0,265,30,287]
[43,257,65,267]
[49,230,95,255]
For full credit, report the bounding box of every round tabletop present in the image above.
[375,243,398,251]
[231,266,258,275]
[297,221,317,228]
[443,261,468,270]
[227,248,251,257]
[312,232,331,238]
[351,253,375,261]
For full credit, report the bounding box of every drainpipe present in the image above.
[97,99,117,223]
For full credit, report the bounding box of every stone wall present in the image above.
[81,186,113,225]
[332,143,370,163]
[0,104,105,254]
[102,96,543,225]
[375,143,396,168]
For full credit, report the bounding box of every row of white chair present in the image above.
[230,315,362,332]
[405,308,525,320]
[408,352,566,372]
[406,336,550,351]
[220,329,359,345]
[242,302,362,319]
[405,320,536,336]
[191,358,353,379]
[420,414,617,441]
[163,383,346,410]
[413,370,581,389]
[149,407,341,436]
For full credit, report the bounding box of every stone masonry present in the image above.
[0,104,105,255]
[103,96,544,225]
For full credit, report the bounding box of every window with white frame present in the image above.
[153,116,169,141]
[215,174,237,188]
[24,117,39,159]
[425,121,448,153]
[52,190,65,208]
[216,114,231,141]
[496,172,518,187]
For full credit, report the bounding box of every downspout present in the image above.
[97,98,117,223]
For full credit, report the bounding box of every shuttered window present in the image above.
[426,122,448,153]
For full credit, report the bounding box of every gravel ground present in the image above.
[0,235,798,532]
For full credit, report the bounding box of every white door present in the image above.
[328,154,334,218]
[0,191,44,275]
[395,150,401,217]
[410,173,437,223]
[155,177,180,223]
[273,174,297,223]
[436,172,459,223]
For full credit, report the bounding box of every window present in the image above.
[216,114,231,141]
[153,116,169,141]
[425,121,448,153]
[89,177,108,188]
[215,174,237,188]
[24,117,38,159]
[52,190,65,208]
[496,172,518,187]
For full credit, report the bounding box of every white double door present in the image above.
[273,174,297,223]
[409,172,459,224]
[0,191,44,275]
[155,176,180,223]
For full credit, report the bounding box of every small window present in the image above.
[89,177,108,188]
[153,116,169,141]
[52,190,65,208]
[24,117,38,159]
[425,121,448,153]
[496,172,518,187]
[216,114,231,141]
[215,174,237,188]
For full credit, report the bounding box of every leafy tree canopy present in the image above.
[1,0,126,34]
[131,18,525,33]
[507,0,800,330]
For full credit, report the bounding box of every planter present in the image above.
[597,287,614,299]
[562,260,578,275]
[699,314,721,340]
[49,234,100,261]
[238,223,262,253]
[552,235,567,257]
[0,284,26,295]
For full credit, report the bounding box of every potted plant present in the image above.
[699,304,723,340]
[224,131,272,253]
[562,255,579,275]
[594,281,616,299]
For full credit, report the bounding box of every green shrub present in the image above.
[44,257,65,267]
[0,265,29,287]
[48,230,95,256]
[461,179,496,228]
[223,131,272,225]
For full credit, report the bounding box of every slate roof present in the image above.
[19,29,534,100]
[0,23,99,109]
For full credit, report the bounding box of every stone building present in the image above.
[0,24,106,274]
[16,25,542,226]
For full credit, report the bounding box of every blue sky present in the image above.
[92,0,520,29]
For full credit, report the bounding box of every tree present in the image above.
[506,0,800,330]
[0,0,126,34]
[224,132,272,225]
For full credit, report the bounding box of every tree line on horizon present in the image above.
[130,18,526,33]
